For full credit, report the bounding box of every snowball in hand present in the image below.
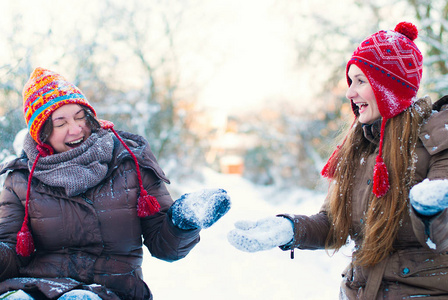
[169,188,231,230]
[227,216,294,252]
[410,179,448,216]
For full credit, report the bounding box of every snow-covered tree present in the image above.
[408,0,448,95]
[238,101,330,191]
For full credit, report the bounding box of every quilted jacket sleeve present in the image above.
[139,168,200,262]
[0,172,26,280]
[410,104,448,252]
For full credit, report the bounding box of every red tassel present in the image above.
[373,155,390,197]
[137,190,160,217]
[16,149,42,257]
[321,146,340,178]
[106,124,161,218]
[16,224,35,257]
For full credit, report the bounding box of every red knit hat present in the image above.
[17,68,160,257]
[321,22,423,198]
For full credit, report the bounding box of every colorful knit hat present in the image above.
[17,68,160,257]
[23,67,96,145]
[321,22,423,198]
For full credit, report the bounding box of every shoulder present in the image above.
[0,154,28,176]
[112,130,154,164]
[0,158,29,198]
[114,130,147,147]
[110,130,170,183]
[419,95,448,155]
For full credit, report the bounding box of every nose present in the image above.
[67,121,82,135]
[346,84,356,100]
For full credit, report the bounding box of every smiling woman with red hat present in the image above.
[228,22,448,299]
[0,67,231,299]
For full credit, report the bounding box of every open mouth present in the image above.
[355,102,368,112]
[65,137,84,148]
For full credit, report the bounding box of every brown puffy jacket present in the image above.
[0,130,200,299]
[281,96,448,299]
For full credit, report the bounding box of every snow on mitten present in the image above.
[168,188,231,230]
[227,216,294,252]
[410,179,448,216]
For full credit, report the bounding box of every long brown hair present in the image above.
[325,97,432,267]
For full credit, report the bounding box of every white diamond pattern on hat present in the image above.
[356,30,422,89]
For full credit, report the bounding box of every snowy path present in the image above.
[143,169,351,299]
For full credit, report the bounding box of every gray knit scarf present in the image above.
[23,129,114,197]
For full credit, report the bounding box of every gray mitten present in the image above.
[168,188,231,230]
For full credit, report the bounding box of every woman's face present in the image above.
[346,65,381,124]
[47,104,92,153]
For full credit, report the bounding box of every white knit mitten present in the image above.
[227,216,294,252]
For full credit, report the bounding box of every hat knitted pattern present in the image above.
[321,22,423,198]
[17,68,160,257]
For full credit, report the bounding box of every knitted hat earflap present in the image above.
[99,120,160,217]
[16,143,54,257]
[372,118,390,197]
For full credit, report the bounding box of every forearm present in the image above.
[0,242,20,281]
[278,212,330,250]
[409,178,448,252]
[410,207,448,252]
[0,175,27,279]
[143,214,200,262]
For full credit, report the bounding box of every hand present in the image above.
[227,216,294,252]
[168,188,231,230]
[410,179,448,216]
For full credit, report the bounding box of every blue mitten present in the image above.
[168,188,231,230]
[410,179,448,216]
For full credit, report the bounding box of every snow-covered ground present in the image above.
[143,168,352,300]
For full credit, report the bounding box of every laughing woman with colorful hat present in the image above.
[0,68,231,299]
[228,22,448,299]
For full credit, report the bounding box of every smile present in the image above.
[66,137,84,147]
[355,102,368,113]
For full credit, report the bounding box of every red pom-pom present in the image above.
[16,225,35,257]
[137,191,160,217]
[99,119,115,130]
[395,22,418,41]
[372,156,390,198]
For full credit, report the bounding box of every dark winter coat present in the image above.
[0,130,200,300]
[281,96,448,299]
